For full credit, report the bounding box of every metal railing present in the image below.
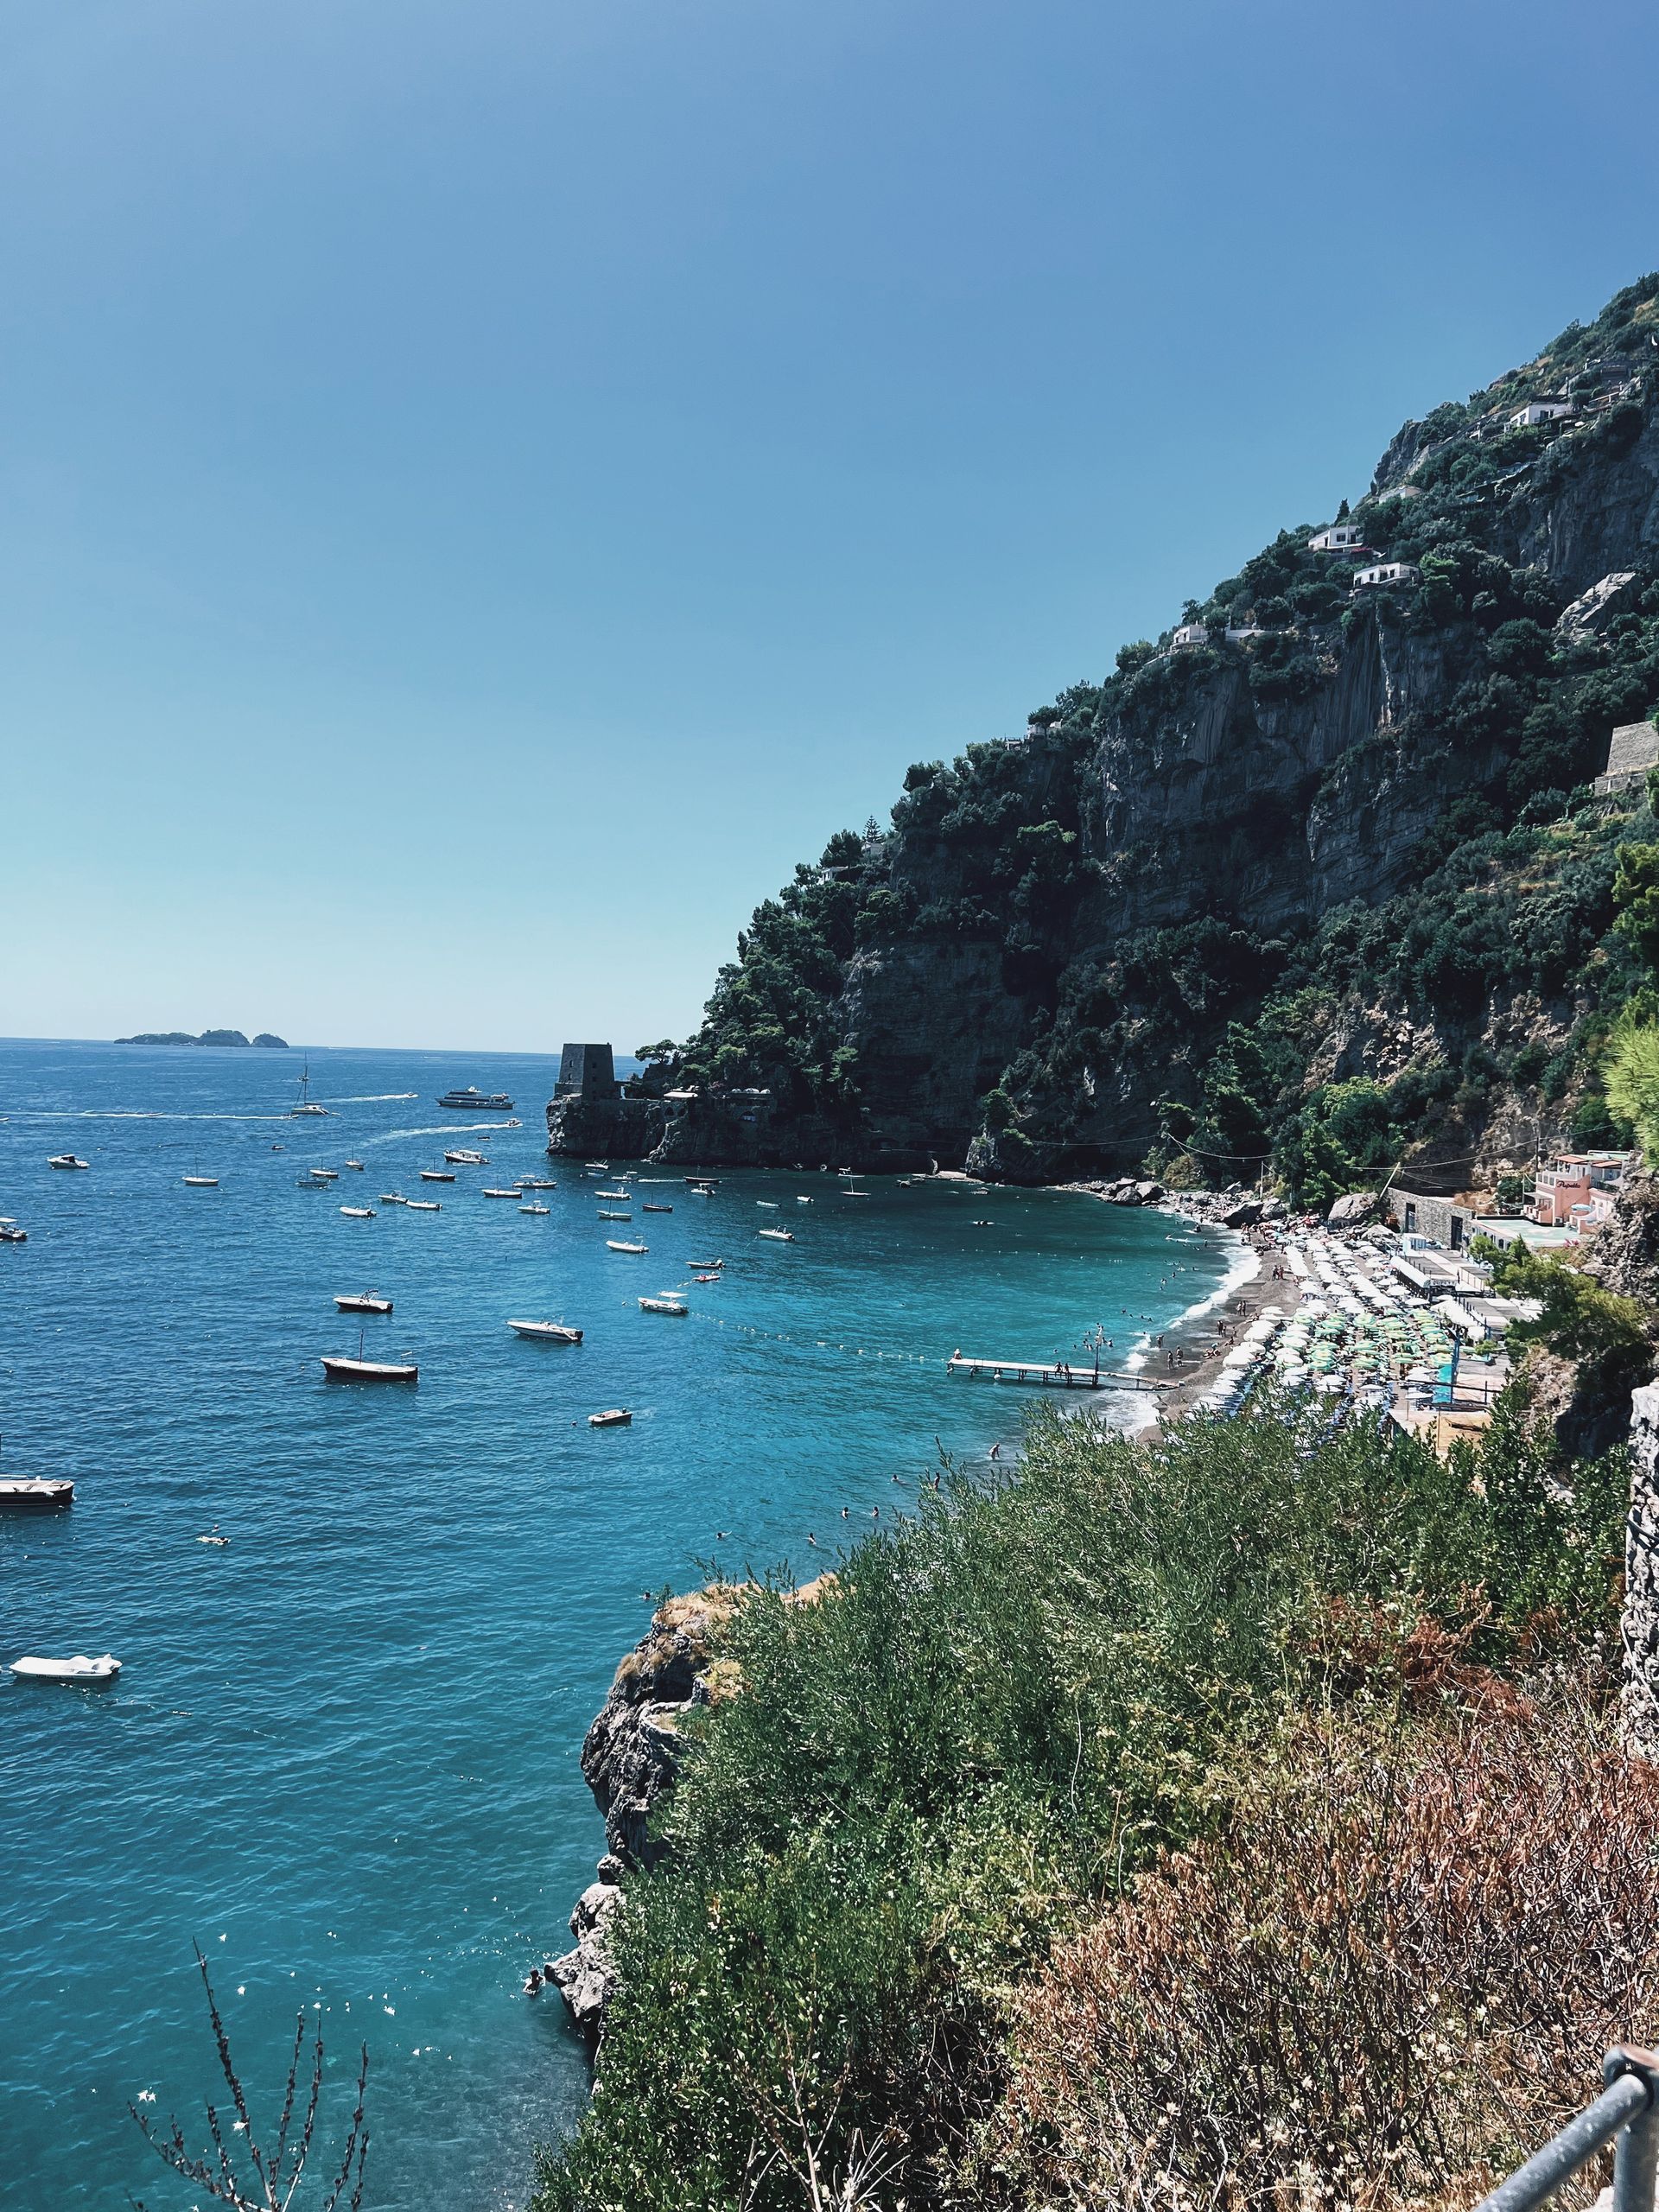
[1476,2051,1659,2212]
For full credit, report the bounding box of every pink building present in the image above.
[1530,1152,1634,1230]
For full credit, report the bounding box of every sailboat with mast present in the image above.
[291,1054,329,1117]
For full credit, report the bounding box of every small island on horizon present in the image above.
[113,1028,289,1048]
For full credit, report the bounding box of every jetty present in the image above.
[946,1354,1171,1393]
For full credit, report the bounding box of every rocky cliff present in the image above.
[550,278,1659,1193]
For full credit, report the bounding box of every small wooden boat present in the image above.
[482,1187,518,1198]
[405,1199,442,1211]
[594,1188,631,1200]
[598,1209,632,1221]
[641,1203,673,1212]
[335,1292,392,1314]
[588,1408,632,1427]
[11,1652,119,1682]
[508,1319,583,1344]
[0,1478,73,1510]
[639,1295,689,1316]
[47,1154,89,1171]
[758,1227,795,1242]
[606,1239,648,1254]
[321,1354,417,1382]
[519,1202,550,1215]
[340,1205,376,1218]
[420,1169,456,1182]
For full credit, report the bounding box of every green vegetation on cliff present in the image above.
[534,1398,1633,2212]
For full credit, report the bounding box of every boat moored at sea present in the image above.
[420,1169,455,1182]
[482,1187,518,1198]
[594,1187,629,1199]
[437,1087,515,1111]
[758,1227,795,1242]
[344,1160,365,1172]
[588,1408,632,1427]
[11,1652,120,1683]
[520,1177,557,1189]
[0,1221,28,1243]
[321,1354,417,1382]
[507,1319,583,1343]
[519,1202,550,1215]
[641,1202,672,1212]
[0,1478,73,1510]
[445,1149,487,1165]
[47,1154,89,1171]
[405,1198,441,1211]
[687,1257,723,1269]
[335,1291,392,1314]
[340,1205,376,1219]
[380,1192,409,1205]
[606,1239,648,1254]
[291,1057,329,1116]
[598,1209,632,1220]
[310,1166,340,1181]
[639,1295,688,1316]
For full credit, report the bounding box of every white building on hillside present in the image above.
[1308,523,1366,553]
[1351,562,1420,592]
[1509,399,1574,429]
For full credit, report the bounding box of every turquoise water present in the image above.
[0,1039,1235,2211]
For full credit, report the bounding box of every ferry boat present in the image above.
[508,1319,583,1344]
[588,1408,632,1427]
[639,1295,688,1316]
[11,1652,120,1682]
[437,1086,515,1111]
[47,1154,89,1171]
[335,1291,392,1314]
[606,1239,648,1254]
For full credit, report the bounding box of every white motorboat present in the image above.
[47,1154,89,1171]
[508,1319,583,1344]
[639,1295,689,1316]
[0,1478,73,1509]
[520,1177,558,1189]
[406,1198,441,1211]
[758,1227,795,1242]
[606,1239,648,1254]
[11,1652,119,1682]
[757,1200,779,1209]
[335,1291,392,1314]
[420,1169,455,1183]
[340,1205,376,1218]
[598,1209,632,1220]
[344,1160,365,1172]
[445,1148,487,1165]
[796,1196,812,1204]
[482,1187,518,1198]
[588,1407,632,1427]
[687,1257,723,1269]
[594,1188,631,1200]
[642,1202,673,1212]
[380,1192,409,1205]
[519,1202,550,1215]
[311,1166,340,1181]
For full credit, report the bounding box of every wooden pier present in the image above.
[947,1355,1171,1394]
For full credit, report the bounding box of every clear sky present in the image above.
[4,0,1658,1053]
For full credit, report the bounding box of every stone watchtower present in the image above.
[556,1043,620,1099]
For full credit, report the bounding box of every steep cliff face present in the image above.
[551,277,1659,1188]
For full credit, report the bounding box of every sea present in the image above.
[0,1039,1245,2210]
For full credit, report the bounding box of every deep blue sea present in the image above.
[0,1039,1238,2210]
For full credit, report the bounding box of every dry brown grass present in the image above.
[983,1680,1659,2212]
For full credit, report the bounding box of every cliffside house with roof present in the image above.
[1530,1151,1634,1234]
[1508,398,1574,429]
[1308,523,1366,554]
[1170,621,1210,651]
[1593,718,1659,796]
[1352,561,1420,593]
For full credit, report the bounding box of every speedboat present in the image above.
[519,1202,550,1215]
[758,1228,795,1242]
[47,1154,89,1171]
[598,1209,632,1221]
[508,1319,583,1344]
[437,1087,515,1110]
[594,1188,630,1200]
[339,1205,376,1218]
[335,1292,392,1314]
[321,1354,416,1382]
[11,1652,119,1682]
[0,1220,27,1243]
[588,1408,632,1427]
[380,1192,409,1205]
[405,1198,442,1211]
[796,1196,812,1204]
[445,1149,487,1165]
[0,1478,73,1509]
[606,1239,648,1254]
[639,1295,688,1316]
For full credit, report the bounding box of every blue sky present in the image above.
[3,0,1657,1052]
